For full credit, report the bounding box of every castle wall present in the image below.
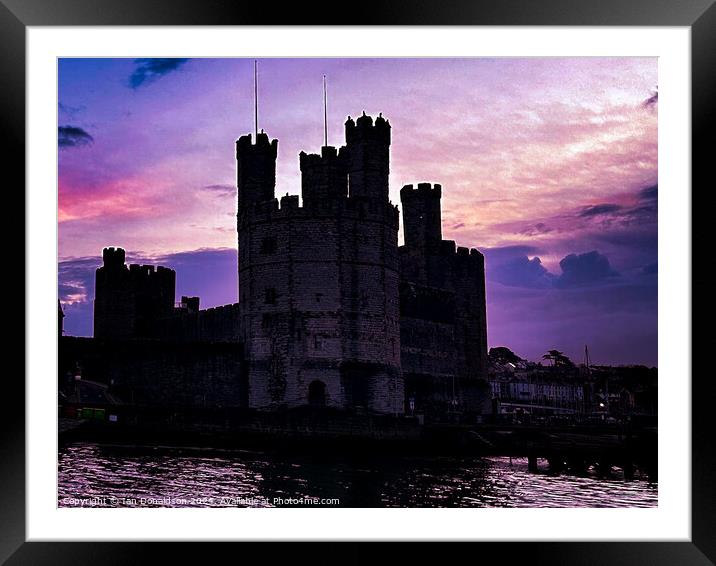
[105,340,247,408]
[59,336,247,409]
[153,303,241,343]
[399,244,488,382]
[399,284,457,380]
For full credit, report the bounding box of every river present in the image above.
[58,442,657,508]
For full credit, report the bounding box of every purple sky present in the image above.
[58,58,658,366]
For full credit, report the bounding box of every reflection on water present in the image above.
[58,442,657,508]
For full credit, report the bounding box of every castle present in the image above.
[89,112,488,416]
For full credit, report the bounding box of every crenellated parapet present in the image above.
[179,296,200,314]
[128,262,176,281]
[299,145,349,204]
[344,112,391,202]
[102,246,126,268]
[236,131,277,152]
[345,111,391,146]
[454,245,485,263]
[236,131,278,210]
[153,302,241,343]
[238,192,400,230]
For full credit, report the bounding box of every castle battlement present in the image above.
[236,131,278,210]
[299,145,349,204]
[236,131,278,156]
[453,246,485,267]
[238,193,400,228]
[201,302,240,314]
[128,263,176,279]
[402,239,483,261]
[298,145,348,168]
[400,183,442,199]
[345,112,391,145]
[280,194,300,210]
[102,246,126,267]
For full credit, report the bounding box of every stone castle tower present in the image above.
[94,246,176,340]
[236,113,403,412]
[399,184,488,389]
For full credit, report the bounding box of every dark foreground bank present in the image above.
[59,404,657,481]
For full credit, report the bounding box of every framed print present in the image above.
[5,0,714,563]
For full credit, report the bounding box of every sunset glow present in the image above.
[58,57,658,365]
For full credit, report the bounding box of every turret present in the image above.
[102,246,126,269]
[94,247,176,340]
[180,296,200,314]
[345,112,391,202]
[400,183,443,253]
[236,131,278,210]
[299,145,348,207]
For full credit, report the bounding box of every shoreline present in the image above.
[58,413,658,481]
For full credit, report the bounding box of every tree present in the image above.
[542,349,573,367]
[489,346,523,365]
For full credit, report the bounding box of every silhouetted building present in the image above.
[58,301,65,337]
[87,112,488,415]
[237,114,402,413]
[399,183,488,414]
[93,247,176,339]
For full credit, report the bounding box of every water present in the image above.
[58,442,657,508]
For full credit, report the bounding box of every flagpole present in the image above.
[323,74,328,147]
[254,60,258,138]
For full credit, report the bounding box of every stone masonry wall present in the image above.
[153,303,241,343]
[238,197,401,411]
[106,340,247,408]
[58,336,247,408]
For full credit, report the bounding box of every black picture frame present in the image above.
[4,0,713,563]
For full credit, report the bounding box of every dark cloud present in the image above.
[639,184,657,202]
[485,246,553,289]
[578,203,622,218]
[129,58,190,89]
[489,255,556,289]
[203,184,235,196]
[518,222,552,236]
[483,245,542,264]
[486,246,619,290]
[58,125,94,149]
[555,250,619,288]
